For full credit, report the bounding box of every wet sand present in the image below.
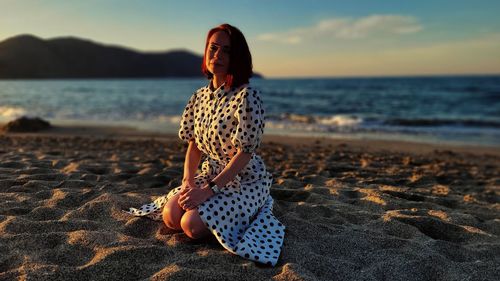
[0,125,499,280]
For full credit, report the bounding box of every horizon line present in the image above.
[1,73,499,82]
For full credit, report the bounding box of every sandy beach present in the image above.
[0,125,499,280]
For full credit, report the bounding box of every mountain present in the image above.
[0,34,262,79]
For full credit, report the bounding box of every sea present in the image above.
[0,76,499,147]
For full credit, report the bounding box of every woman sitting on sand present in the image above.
[127,23,284,266]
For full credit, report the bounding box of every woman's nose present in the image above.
[214,48,222,58]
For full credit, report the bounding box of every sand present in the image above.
[0,126,499,280]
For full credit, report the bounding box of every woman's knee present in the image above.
[162,194,183,230]
[180,210,209,239]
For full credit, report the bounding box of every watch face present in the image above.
[209,182,220,193]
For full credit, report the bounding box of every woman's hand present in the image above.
[181,178,198,191]
[177,178,198,210]
[178,186,214,211]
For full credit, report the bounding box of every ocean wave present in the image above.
[0,106,29,119]
[265,113,364,133]
[264,113,500,137]
[317,115,363,127]
[384,118,500,128]
[154,115,181,123]
[267,113,362,126]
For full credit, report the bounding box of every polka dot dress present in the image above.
[126,82,285,266]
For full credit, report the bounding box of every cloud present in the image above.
[257,14,423,44]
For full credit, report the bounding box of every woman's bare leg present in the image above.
[180,209,211,239]
[162,193,184,230]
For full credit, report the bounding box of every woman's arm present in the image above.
[182,140,203,185]
[211,149,252,187]
[178,149,252,210]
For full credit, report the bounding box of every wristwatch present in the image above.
[208,181,221,194]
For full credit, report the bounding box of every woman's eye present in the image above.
[209,45,217,51]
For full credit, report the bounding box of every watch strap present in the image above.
[208,181,221,193]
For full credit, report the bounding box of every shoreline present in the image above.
[2,123,499,157]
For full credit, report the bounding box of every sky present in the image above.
[1,0,500,77]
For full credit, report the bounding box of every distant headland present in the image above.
[0,34,262,79]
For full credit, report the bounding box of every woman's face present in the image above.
[206,31,231,77]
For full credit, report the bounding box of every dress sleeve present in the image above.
[231,88,265,154]
[178,92,197,142]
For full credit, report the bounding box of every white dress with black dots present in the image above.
[126,82,285,266]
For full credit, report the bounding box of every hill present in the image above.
[0,35,261,79]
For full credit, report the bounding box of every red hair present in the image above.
[201,24,253,88]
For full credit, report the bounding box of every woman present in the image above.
[127,24,284,266]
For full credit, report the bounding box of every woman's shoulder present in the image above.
[186,85,210,101]
[234,83,258,91]
[234,83,261,99]
[195,85,210,95]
